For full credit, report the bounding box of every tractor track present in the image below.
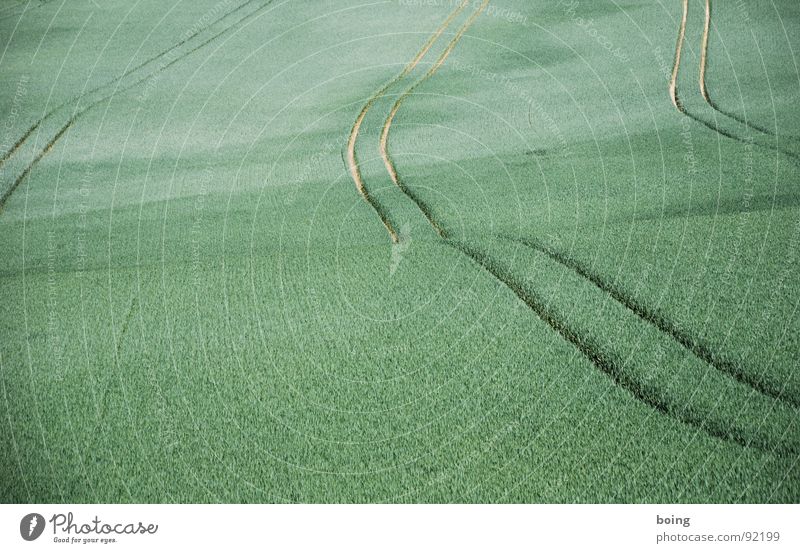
[668,0,689,112]
[699,0,798,141]
[0,0,264,168]
[346,0,470,243]
[448,239,798,457]
[378,0,489,239]
[0,0,277,213]
[372,0,796,456]
[504,235,800,410]
[670,0,799,163]
[0,118,73,214]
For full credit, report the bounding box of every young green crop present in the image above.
[1,0,797,503]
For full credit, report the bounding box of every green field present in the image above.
[1,0,799,503]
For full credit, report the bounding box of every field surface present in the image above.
[1,0,799,503]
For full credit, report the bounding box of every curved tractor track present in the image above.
[345,0,470,243]
[504,235,800,410]
[377,1,489,239]
[0,0,265,166]
[368,0,798,456]
[698,0,797,141]
[0,0,49,24]
[0,0,277,214]
[670,0,799,162]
